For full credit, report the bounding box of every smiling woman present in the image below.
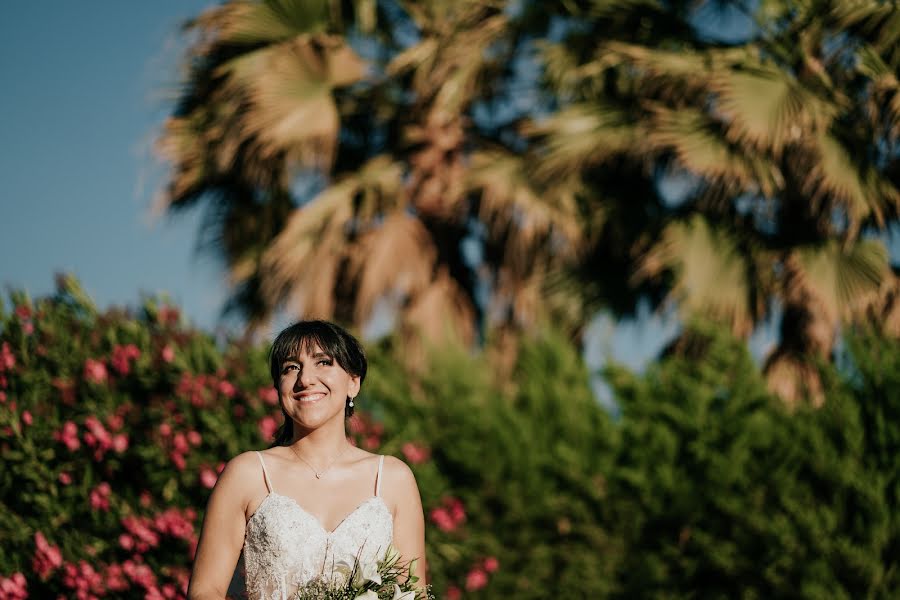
[187,321,428,600]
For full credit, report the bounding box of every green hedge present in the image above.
[0,278,896,599]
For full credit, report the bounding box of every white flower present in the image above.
[382,544,402,565]
[355,591,378,600]
[332,558,354,586]
[391,584,416,600]
[352,557,382,588]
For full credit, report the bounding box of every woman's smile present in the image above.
[294,391,326,403]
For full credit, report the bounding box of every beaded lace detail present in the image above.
[242,454,393,600]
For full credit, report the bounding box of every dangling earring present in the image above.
[348,396,355,408]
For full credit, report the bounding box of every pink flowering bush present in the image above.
[0,277,510,599]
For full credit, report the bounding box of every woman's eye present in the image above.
[317,359,333,367]
[283,364,299,373]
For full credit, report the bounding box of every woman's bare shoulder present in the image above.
[215,450,267,492]
[381,455,419,492]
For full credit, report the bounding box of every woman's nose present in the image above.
[297,368,316,388]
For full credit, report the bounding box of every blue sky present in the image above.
[0,2,223,330]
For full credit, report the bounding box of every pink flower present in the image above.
[429,507,456,532]
[218,380,236,398]
[104,563,128,592]
[0,392,5,403]
[110,344,140,375]
[123,558,157,590]
[105,414,124,431]
[122,517,160,549]
[199,467,218,489]
[83,416,113,461]
[447,497,466,523]
[216,462,226,474]
[161,345,175,363]
[465,568,488,591]
[483,556,499,573]
[83,359,108,384]
[89,482,111,511]
[170,452,186,471]
[259,387,279,406]
[14,305,32,320]
[153,508,195,541]
[429,497,466,532]
[187,431,201,446]
[21,411,32,426]
[32,532,63,580]
[0,572,28,600]
[158,306,180,326]
[0,342,15,371]
[58,472,72,486]
[118,534,134,550]
[401,442,430,464]
[112,433,129,453]
[172,433,189,453]
[159,423,172,437]
[61,560,105,597]
[446,585,462,600]
[258,416,278,441]
[22,321,34,336]
[363,435,381,450]
[55,421,80,451]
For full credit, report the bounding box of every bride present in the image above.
[188,321,427,600]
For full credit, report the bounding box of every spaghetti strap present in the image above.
[255,451,274,493]
[374,455,385,497]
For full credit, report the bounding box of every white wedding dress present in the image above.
[240,452,394,600]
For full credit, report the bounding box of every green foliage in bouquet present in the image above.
[291,545,432,600]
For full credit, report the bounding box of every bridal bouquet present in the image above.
[290,546,433,600]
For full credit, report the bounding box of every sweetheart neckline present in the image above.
[248,493,389,536]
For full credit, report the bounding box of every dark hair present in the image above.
[269,320,367,446]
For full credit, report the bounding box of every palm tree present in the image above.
[526,0,900,403]
[158,0,583,350]
[160,0,900,402]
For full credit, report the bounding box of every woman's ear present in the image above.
[349,374,361,398]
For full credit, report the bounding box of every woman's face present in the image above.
[277,344,360,432]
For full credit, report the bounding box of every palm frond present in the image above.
[649,107,784,197]
[191,0,331,46]
[789,238,890,325]
[831,0,900,65]
[402,267,476,346]
[348,213,438,324]
[526,103,646,178]
[467,149,585,260]
[634,215,755,336]
[259,156,404,315]
[713,66,836,155]
[217,36,366,169]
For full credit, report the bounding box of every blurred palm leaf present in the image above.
[713,66,836,155]
[634,215,757,336]
[790,238,890,325]
[259,156,403,317]
[649,107,784,196]
[526,103,646,178]
[467,149,584,260]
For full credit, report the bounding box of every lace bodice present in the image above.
[242,453,393,600]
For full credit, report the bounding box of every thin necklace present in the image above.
[288,442,349,479]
